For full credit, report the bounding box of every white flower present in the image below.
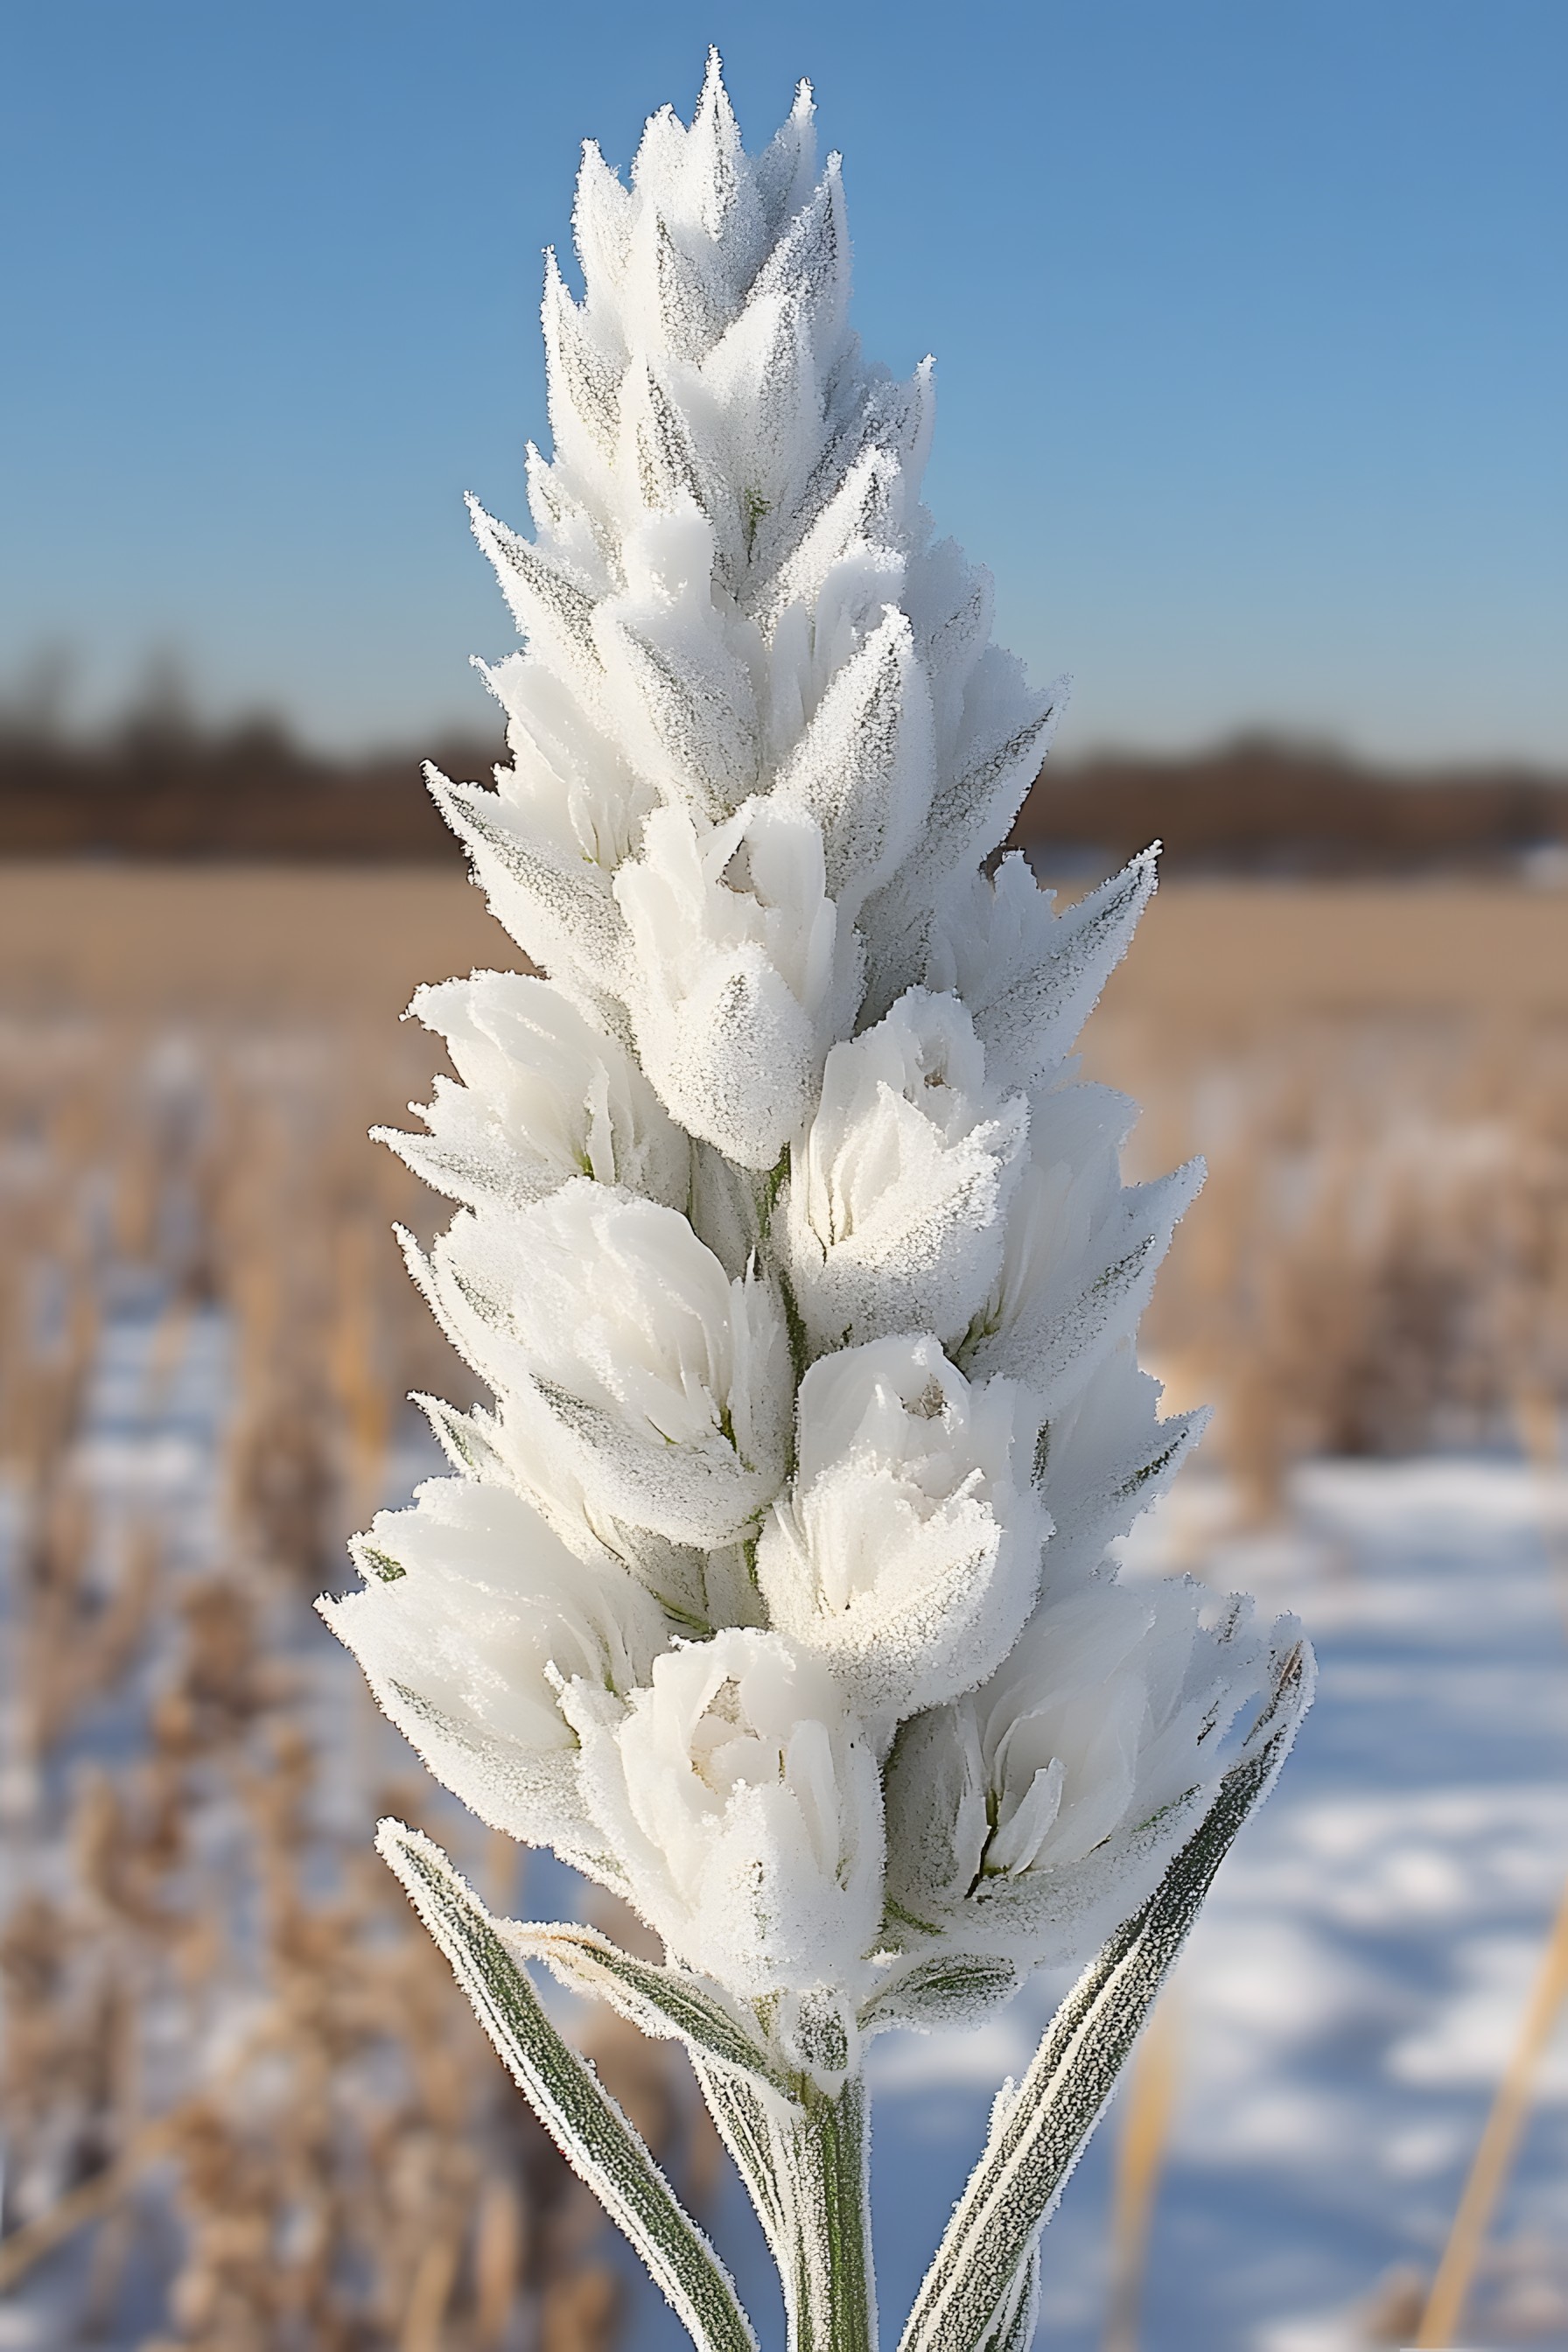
[883,1578,1286,1970]
[565,1627,884,1999]
[418,1389,761,1636]
[613,796,853,1167]
[757,1336,1043,1731]
[320,1477,668,1866]
[377,970,689,1213]
[782,987,1028,1352]
[410,1180,791,1546]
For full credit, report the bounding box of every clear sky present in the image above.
[4,0,1564,762]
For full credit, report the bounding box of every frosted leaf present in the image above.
[614,799,853,1167]
[769,362,934,597]
[926,850,1159,1094]
[772,606,934,923]
[594,508,764,817]
[408,1183,791,1546]
[542,248,625,477]
[648,211,732,362]
[426,766,632,995]
[860,662,1064,1014]
[749,159,851,378]
[617,361,724,534]
[883,1579,1289,1970]
[687,1138,761,1278]
[903,535,994,762]
[468,496,609,698]
[752,77,816,241]
[759,444,907,640]
[757,1336,1044,1731]
[564,1628,884,1998]
[784,990,1027,1353]
[1033,1346,1208,1589]
[965,1088,1201,1418]
[572,138,634,306]
[676,51,765,286]
[702,290,822,559]
[377,970,689,1213]
[321,1476,666,1866]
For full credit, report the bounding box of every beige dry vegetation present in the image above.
[1079,885,1568,1517]
[0,864,1564,2346]
[0,882,719,2348]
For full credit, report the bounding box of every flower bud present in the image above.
[411,1181,792,1547]
[566,1628,884,1999]
[321,1477,666,1867]
[613,798,853,1167]
[378,970,689,1213]
[757,1335,1043,1730]
[883,1577,1278,1971]
[783,988,1028,1353]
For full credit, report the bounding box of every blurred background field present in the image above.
[1,830,1564,2351]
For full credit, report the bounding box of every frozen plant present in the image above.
[323,55,1312,2352]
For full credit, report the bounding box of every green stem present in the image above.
[695,2065,877,2352]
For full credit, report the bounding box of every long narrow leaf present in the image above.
[502,1919,791,2091]
[378,1821,758,2352]
[899,1640,1312,2352]
[691,2055,795,2261]
[975,2250,1039,2352]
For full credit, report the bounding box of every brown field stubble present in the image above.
[0,864,1564,2345]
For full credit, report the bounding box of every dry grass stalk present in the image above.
[1092,1011,1568,1514]
[0,1009,672,2348]
[1100,1994,1181,2352]
[1413,1875,1568,2348]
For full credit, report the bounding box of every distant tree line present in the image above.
[1015,734,1568,879]
[1,696,1564,874]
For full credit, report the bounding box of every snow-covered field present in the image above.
[843,1460,1568,2352]
[4,1262,1565,2348]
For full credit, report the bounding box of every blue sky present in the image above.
[4,0,1564,761]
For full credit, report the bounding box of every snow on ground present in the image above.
[840,1459,1568,2352]
[5,1267,1566,2348]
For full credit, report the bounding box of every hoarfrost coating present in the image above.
[327,46,1303,2026]
[326,56,1310,2336]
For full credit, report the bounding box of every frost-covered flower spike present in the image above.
[327,52,1312,2352]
